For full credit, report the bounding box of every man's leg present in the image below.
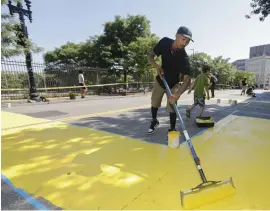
[166,83,181,131]
[186,95,198,118]
[211,88,215,98]
[148,80,165,134]
[244,86,247,95]
[82,87,86,98]
[198,97,206,117]
[241,86,246,95]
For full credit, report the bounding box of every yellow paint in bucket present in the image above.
[168,131,180,148]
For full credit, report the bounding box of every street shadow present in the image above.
[70,103,237,145]
[70,91,270,145]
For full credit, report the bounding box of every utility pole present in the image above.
[7,0,38,100]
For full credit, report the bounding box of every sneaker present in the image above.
[148,119,159,134]
[168,128,177,132]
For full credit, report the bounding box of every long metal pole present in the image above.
[8,1,38,99]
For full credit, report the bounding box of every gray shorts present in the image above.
[194,96,205,107]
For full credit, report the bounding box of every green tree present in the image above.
[94,15,153,82]
[44,42,84,67]
[233,71,256,85]
[189,52,213,78]
[1,0,43,58]
[1,72,44,89]
[246,0,270,21]
[127,34,159,82]
[43,14,156,85]
[211,56,236,84]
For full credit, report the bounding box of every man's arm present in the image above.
[188,79,196,93]
[147,38,165,77]
[147,51,160,69]
[204,77,210,99]
[176,75,191,96]
[204,86,210,99]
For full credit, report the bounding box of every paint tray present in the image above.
[196,116,215,127]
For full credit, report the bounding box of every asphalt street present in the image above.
[1,89,269,210]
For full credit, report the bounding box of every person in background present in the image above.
[186,64,211,118]
[209,72,218,98]
[78,70,86,98]
[241,78,248,95]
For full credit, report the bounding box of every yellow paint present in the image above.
[2,111,270,210]
[168,131,180,148]
[1,111,51,130]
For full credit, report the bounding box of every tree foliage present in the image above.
[1,0,43,58]
[44,15,158,83]
[43,14,256,86]
[44,42,84,67]
[246,0,270,21]
[189,53,256,86]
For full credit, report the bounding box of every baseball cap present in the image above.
[177,26,194,42]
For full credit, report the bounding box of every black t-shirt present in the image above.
[153,37,191,89]
[242,80,247,86]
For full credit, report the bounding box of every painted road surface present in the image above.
[1,90,270,210]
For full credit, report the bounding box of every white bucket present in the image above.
[168,131,180,148]
[7,103,11,108]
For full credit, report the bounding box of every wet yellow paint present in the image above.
[1,111,51,130]
[168,131,180,148]
[1,111,270,210]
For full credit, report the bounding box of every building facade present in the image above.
[249,44,270,58]
[245,55,270,88]
[232,59,247,71]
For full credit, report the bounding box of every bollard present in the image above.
[232,100,237,105]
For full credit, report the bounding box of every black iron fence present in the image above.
[1,59,155,100]
[1,59,234,101]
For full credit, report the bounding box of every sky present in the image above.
[1,0,270,63]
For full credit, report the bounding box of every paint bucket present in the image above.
[168,131,180,148]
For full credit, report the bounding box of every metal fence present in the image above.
[1,59,234,101]
[1,59,155,100]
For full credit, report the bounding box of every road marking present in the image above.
[244,102,251,106]
[249,100,270,104]
[1,174,48,210]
